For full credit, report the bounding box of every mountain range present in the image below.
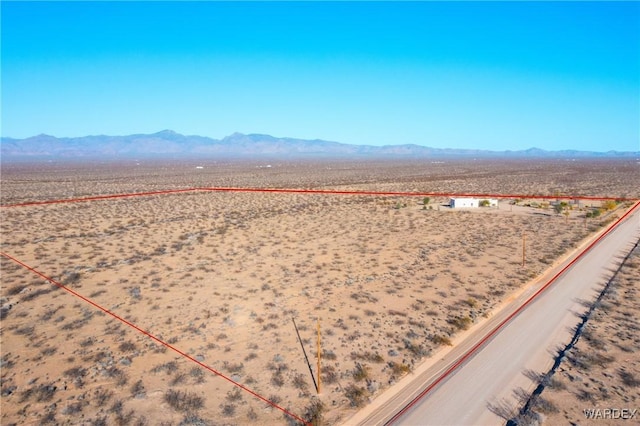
[1,130,637,159]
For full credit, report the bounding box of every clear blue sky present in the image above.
[2,1,639,151]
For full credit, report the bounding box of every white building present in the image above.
[449,198,498,208]
[449,198,478,208]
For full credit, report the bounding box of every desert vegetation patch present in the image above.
[1,159,637,424]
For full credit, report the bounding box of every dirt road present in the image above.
[348,204,640,425]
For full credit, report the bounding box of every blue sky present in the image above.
[2,1,639,151]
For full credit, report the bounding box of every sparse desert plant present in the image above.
[226,387,243,402]
[570,349,614,369]
[62,400,86,415]
[353,363,370,382]
[292,373,309,391]
[151,360,178,374]
[62,271,82,285]
[366,352,385,363]
[114,409,135,426]
[619,369,640,387]
[105,366,128,386]
[110,399,124,414]
[189,366,206,384]
[23,383,57,403]
[170,372,188,386]
[221,403,236,417]
[553,203,564,215]
[178,413,209,425]
[322,350,337,361]
[95,387,114,405]
[40,346,57,356]
[164,389,204,413]
[389,361,411,376]
[268,394,282,405]
[271,370,285,387]
[247,406,258,421]
[119,341,137,352]
[321,365,339,384]
[464,297,478,308]
[130,379,145,398]
[14,324,35,336]
[448,315,472,330]
[6,284,26,296]
[532,396,558,414]
[64,366,87,387]
[586,208,601,218]
[40,411,57,424]
[405,339,429,357]
[79,336,96,347]
[432,334,453,346]
[547,376,566,390]
[344,384,368,407]
[577,389,595,402]
[224,361,244,374]
[303,398,325,426]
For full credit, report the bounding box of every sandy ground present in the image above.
[1,159,637,425]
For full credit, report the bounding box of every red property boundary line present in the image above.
[385,200,640,425]
[0,252,311,426]
[0,188,197,208]
[2,185,637,424]
[1,186,633,208]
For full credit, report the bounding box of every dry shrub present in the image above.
[432,334,453,346]
[164,389,204,413]
[352,363,370,382]
[448,315,473,330]
[389,361,411,376]
[344,384,368,407]
[303,398,325,426]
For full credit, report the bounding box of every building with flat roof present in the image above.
[449,198,498,208]
[449,198,478,208]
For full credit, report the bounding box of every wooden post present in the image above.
[317,318,321,394]
[522,232,526,267]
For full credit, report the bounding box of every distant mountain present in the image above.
[1,130,638,160]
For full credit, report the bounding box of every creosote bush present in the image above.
[344,384,368,407]
[304,398,325,426]
[352,363,370,382]
[164,389,204,413]
[432,334,453,346]
[448,315,473,330]
[389,361,411,376]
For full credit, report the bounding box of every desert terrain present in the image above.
[1,158,638,425]
[510,240,640,425]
